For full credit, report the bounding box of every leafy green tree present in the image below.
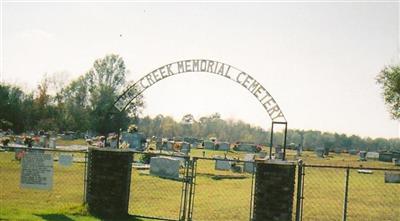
[377,64,400,119]
[60,54,143,135]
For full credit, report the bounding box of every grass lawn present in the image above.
[1,146,399,221]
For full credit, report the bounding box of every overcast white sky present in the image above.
[1,1,399,139]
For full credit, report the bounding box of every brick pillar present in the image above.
[253,161,296,221]
[86,148,132,218]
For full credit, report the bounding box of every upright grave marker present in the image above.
[150,156,181,179]
[20,152,53,190]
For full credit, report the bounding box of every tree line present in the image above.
[1,54,399,152]
[0,54,143,135]
[137,113,400,152]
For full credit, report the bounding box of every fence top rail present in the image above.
[87,148,191,159]
[1,145,88,153]
[304,163,400,171]
[192,156,255,163]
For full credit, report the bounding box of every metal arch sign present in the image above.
[114,59,287,122]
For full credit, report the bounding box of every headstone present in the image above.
[258,151,268,159]
[166,141,175,151]
[15,136,24,144]
[59,154,73,166]
[49,138,56,149]
[215,159,231,170]
[349,149,357,155]
[315,148,324,158]
[236,143,257,152]
[150,156,180,179]
[275,146,282,155]
[296,145,302,157]
[156,138,167,150]
[181,142,191,154]
[244,154,255,173]
[379,152,393,162]
[204,141,215,150]
[359,151,367,161]
[39,136,48,147]
[109,139,118,149]
[393,158,400,166]
[20,152,53,190]
[384,172,400,183]
[231,164,243,173]
[218,142,230,151]
[366,152,379,160]
[121,132,146,151]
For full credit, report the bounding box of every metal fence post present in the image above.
[249,161,256,221]
[187,158,197,221]
[83,151,88,203]
[295,160,304,221]
[342,167,350,221]
[180,157,191,221]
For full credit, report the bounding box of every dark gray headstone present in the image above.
[359,151,367,161]
[315,148,324,158]
[218,142,230,151]
[204,141,215,150]
[121,132,146,151]
[215,159,231,170]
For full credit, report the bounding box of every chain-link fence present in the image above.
[300,165,400,221]
[2,146,399,221]
[0,147,87,215]
[189,157,255,221]
[128,151,190,221]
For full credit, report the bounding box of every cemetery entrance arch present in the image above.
[114,59,288,158]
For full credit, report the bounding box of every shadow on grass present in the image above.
[34,214,74,221]
[35,213,155,221]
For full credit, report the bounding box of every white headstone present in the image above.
[366,152,379,160]
[59,154,73,166]
[150,156,180,179]
[20,152,53,190]
[49,138,56,149]
[39,136,47,147]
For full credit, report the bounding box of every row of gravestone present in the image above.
[314,149,400,166]
[148,152,273,179]
[13,136,56,148]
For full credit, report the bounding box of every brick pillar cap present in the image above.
[255,159,296,165]
[88,147,132,153]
